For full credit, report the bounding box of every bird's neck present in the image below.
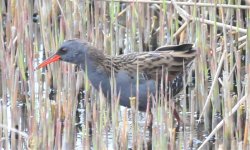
[79,45,106,69]
[80,47,111,96]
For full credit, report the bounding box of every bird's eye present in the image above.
[61,48,67,52]
[58,48,68,54]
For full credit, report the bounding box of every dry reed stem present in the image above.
[99,0,250,9]
[173,21,188,38]
[197,95,247,150]
[171,0,247,122]
[171,0,247,34]
[198,41,228,121]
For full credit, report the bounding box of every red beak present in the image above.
[35,54,61,70]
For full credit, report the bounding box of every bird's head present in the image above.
[35,39,87,70]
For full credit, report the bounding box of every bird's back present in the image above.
[107,43,196,81]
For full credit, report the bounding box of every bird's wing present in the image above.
[155,43,193,51]
[106,44,196,81]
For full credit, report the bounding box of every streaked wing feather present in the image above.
[105,44,196,81]
[156,43,193,51]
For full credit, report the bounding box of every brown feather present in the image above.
[94,44,197,81]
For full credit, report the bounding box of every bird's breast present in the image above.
[115,70,156,110]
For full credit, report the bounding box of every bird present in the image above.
[36,39,196,120]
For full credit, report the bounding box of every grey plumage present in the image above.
[36,39,196,111]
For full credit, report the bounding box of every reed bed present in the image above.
[0,0,249,149]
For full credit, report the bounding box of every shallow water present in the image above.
[0,90,217,150]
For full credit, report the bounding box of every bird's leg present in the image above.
[147,110,153,137]
[129,97,139,150]
[171,102,184,126]
[143,109,153,150]
[145,96,153,136]
[84,86,93,136]
[173,107,181,123]
[146,110,153,128]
